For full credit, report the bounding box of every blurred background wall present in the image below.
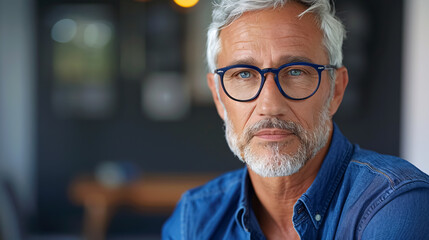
[0,0,428,239]
[402,0,429,176]
[0,0,37,232]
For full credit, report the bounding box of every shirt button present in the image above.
[315,214,321,222]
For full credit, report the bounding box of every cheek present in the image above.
[292,90,330,129]
[226,106,247,131]
[309,85,331,124]
[223,100,253,133]
[320,72,333,98]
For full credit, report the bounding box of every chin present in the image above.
[243,141,310,177]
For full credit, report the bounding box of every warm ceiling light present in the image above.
[173,0,199,8]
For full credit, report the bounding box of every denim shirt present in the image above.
[162,124,429,239]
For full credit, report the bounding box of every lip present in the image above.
[253,128,293,141]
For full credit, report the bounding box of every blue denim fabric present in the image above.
[162,124,429,239]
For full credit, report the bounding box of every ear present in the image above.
[207,73,226,120]
[329,66,349,116]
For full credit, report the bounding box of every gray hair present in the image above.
[206,0,346,73]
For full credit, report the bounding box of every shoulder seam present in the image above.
[350,160,394,188]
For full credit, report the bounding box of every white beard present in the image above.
[224,106,331,177]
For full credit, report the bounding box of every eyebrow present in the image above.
[278,55,315,65]
[226,57,258,67]
[224,55,315,68]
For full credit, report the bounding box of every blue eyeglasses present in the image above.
[214,62,336,102]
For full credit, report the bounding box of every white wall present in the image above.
[0,0,36,212]
[402,0,429,174]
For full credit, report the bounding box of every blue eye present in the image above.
[239,71,251,78]
[289,69,302,76]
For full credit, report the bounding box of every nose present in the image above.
[255,73,288,117]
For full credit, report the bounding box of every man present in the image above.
[163,0,429,239]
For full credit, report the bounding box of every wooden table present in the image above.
[69,173,216,240]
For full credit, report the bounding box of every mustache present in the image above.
[242,118,305,144]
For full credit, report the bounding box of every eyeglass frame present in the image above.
[214,62,337,102]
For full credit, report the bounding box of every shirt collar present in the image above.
[235,166,251,232]
[296,122,354,229]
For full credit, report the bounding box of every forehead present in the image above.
[218,2,326,67]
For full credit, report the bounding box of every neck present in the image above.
[249,128,333,239]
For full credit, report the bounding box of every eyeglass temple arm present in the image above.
[324,65,338,70]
